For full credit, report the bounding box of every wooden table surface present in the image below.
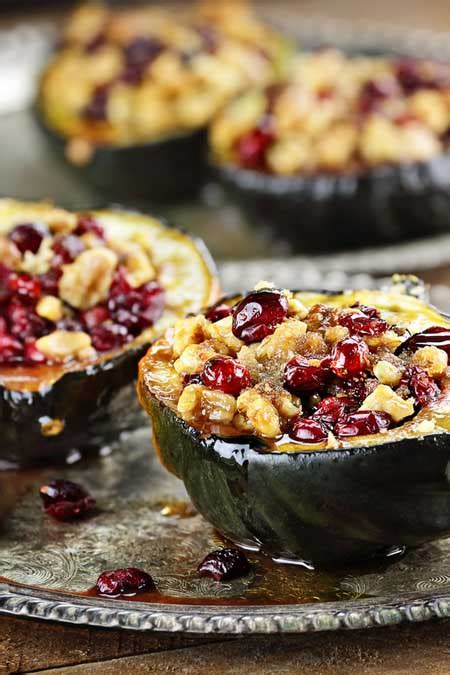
[1,1,450,672]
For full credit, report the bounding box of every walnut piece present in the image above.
[36,295,64,322]
[237,388,281,438]
[205,314,243,354]
[373,360,403,387]
[177,384,236,423]
[36,330,95,362]
[58,248,118,310]
[412,346,448,378]
[0,236,21,269]
[172,315,209,357]
[173,340,228,374]
[359,384,414,422]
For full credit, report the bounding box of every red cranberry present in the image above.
[289,417,328,443]
[124,37,165,67]
[396,326,450,356]
[39,268,62,295]
[85,31,106,54]
[335,410,392,438]
[0,317,6,334]
[81,306,110,330]
[8,222,47,254]
[83,84,110,121]
[107,271,165,334]
[312,395,356,429]
[0,264,12,303]
[7,273,41,304]
[338,310,388,336]
[6,301,48,339]
[396,58,448,93]
[52,235,84,264]
[23,340,46,364]
[90,323,129,351]
[359,77,398,114]
[206,302,232,323]
[39,479,96,521]
[284,355,330,394]
[198,548,250,581]
[74,214,105,239]
[201,356,251,396]
[400,365,440,407]
[235,127,274,170]
[330,337,369,378]
[96,567,155,596]
[0,334,23,363]
[232,289,288,344]
[183,373,202,386]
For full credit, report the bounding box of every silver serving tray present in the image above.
[0,429,449,634]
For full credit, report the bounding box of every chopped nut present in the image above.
[412,346,448,378]
[109,238,156,288]
[205,314,243,354]
[201,389,236,423]
[177,384,203,421]
[359,384,414,422]
[272,389,301,418]
[20,237,54,275]
[233,412,254,432]
[373,360,403,386]
[287,297,308,319]
[173,340,228,374]
[236,344,261,382]
[0,236,21,269]
[415,419,436,434]
[256,318,307,361]
[254,280,275,290]
[172,315,209,357]
[65,137,94,166]
[36,330,95,362]
[36,295,64,322]
[327,431,340,449]
[58,248,118,310]
[324,325,349,347]
[237,388,281,438]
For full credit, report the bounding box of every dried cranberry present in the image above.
[396,58,448,93]
[335,410,392,438]
[39,479,96,521]
[85,31,106,54]
[7,273,41,304]
[0,317,6,334]
[83,84,110,121]
[232,289,288,344]
[198,548,250,581]
[90,323,129,351]
[206,302,232,323]
[330,337,369,378]
[39,268,62,296]
[400,365,440,407]
[338,310,388,336]
[0,264,12,303]
[52,235,84,264]
[284,355,330,394]
[81,306,109,330]
[74,214,104,239]
[23,340,46,364]
[290,417,328,443]
[96,567,155,597]
[8,222,47,254]
[201,356,251,396]
[56,317,84,332]
[6,301,47,339]
[359,77,398,114]
[312,395,356,429]
[0,334,23,363]
[235,127,274,170]
[124,37,165,67]
[107,269,164,333]
[183,373,202,386]
[396,326,450,356]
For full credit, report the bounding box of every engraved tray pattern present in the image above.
[0,430,449,634]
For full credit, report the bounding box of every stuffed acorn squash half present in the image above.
[37,1,291,201]
[211,49,450,251]
[0,199,218,466]
[139,279,450,566]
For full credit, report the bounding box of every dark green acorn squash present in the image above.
[35,108,208,203]
[0,200,218,467]
[139,288,450,567]
[215,156,450,252]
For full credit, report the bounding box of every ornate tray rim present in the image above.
[0,581,449,633]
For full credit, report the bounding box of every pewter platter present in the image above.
[0,429,449,634]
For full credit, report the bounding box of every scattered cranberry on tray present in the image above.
[198,548,251,581]
[201,356,251,396]
[232,289,288,344]
[39,479,96,522]
[96,567,155,597]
